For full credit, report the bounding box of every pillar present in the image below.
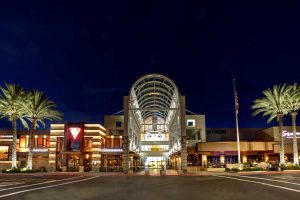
[242,155,247,164]
[79,154,84,172]
[201,155,207,168]
[220,155,225,165]
[91,136,101,172]
[122,96,130,173]
[180,96,187,173]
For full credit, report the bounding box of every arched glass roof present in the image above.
[129,74,180,125]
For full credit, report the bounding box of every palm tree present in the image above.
[285,83,300,165]
[0,83,28,168]
[21,90,62,170]
[252,84,290,165]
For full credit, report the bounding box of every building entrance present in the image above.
[145,156,166,169]
[67,155,80,172]
[124,74,187,173]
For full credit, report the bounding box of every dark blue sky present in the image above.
[1,0,300,128]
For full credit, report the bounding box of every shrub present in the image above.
[225,168,240,172]
[281,165,300,170]
[242,167,264,171]
[2,168,39,173]
[226,167,265,172]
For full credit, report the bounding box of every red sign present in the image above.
[69,128,81,140]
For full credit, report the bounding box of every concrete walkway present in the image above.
[2,170,300,177]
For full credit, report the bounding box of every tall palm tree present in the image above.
[0,83,28,168]
[252,84,290,165]
[21,90,62,170]
[285,83,300,165]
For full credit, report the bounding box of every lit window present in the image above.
[187,119,195,127]
[20,137,26,148]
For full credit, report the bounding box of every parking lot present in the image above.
[0,172,300,199]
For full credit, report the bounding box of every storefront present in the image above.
[49,123,106,172]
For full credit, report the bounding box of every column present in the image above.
[220,155,225,167]
[79,154,84,172]
[201,155,207,168]
[122,96,130,173]
[91,136,101,172]
[180,96,187,173]
[48,136,57,172]
[242,155,247,164]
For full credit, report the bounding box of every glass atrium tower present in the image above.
[123,74,187,173]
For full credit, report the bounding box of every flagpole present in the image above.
[233,79,241,169]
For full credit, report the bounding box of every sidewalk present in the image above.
[1,170,300,177]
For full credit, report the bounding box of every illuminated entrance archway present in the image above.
[123,74,187,173]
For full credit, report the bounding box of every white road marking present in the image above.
[0,182,25,187]
[272,176,300,180]
[0,176,83,192]
[0,176,99,198]
[215,175,300,193]
[237,175,300,186]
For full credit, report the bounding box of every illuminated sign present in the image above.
[283,131,300,138]
[100,148,123,153]
[0,135,13,138]
[69,128,81,140]
[32,148,48,152]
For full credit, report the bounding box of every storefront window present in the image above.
[114,138,120,147]
[105,139,111,148]
[0,146,9,161]
[19,137,27,148]
[84,137,93,151]
[37,138,44,147]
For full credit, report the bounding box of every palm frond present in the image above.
[21,90,63,128]
[252,84,290,123]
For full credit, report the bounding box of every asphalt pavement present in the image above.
[0,172,300,200]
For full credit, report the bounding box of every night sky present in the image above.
[1,1,300,129]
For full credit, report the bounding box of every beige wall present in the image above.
[186,115,206,142]
[104,115,124,135]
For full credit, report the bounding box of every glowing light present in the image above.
[283,131,300,138]
[0,135,13,138]
[32,148,48,152]
[100,148,123,153]
[84,124,106,130]
[70,128,81,140]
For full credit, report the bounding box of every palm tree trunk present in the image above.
[291,111,299,165]
[11,114,17,168]
[27,119,36,170]
[278,113,285,165]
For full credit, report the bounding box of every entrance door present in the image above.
[68,155,80,172]
[145,156,166,169]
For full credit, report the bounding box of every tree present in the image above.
[285,83,300,165]
[0,83,28,168]
[252,84,290,165]
[21,90,62,170]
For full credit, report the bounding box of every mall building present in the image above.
[0,74,299,172]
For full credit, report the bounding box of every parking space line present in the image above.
[214,175,300,193]
[236,175,300,186]
[0,176,84,192]
[0,176,99,198]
